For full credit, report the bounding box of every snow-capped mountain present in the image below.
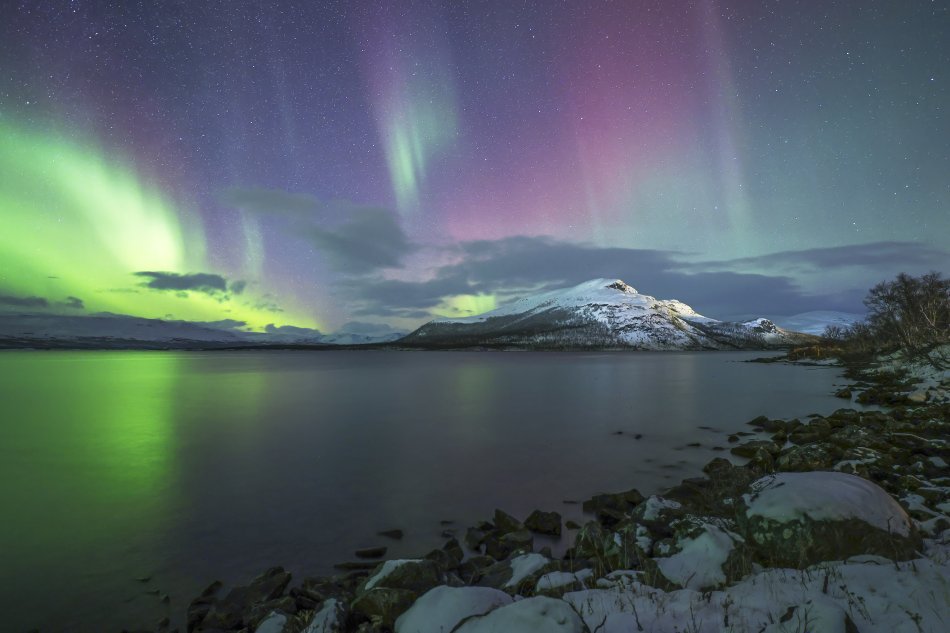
[400,279,814,350]
[773,311,865,336]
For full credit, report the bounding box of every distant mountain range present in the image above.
[772,310,865,336]
[399,279,816,350]
[0,279,841,350]
[0,313,404,349]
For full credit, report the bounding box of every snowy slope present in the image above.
[401,279,813,350]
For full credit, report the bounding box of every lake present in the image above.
[0,350,861,632]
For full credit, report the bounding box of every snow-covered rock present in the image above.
[395,586,513,633]
[402,279,813,350]
[454,596,585,633]
[253,611,287,633]
[653,524,738,590]
[504,553,550,588]
[738,472,919,567]
[300,598,346,632]
[744,472,912,536]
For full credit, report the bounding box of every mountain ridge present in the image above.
[401,278,815,350]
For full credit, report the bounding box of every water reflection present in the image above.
[0,350,863,633]
[0,351,182,630]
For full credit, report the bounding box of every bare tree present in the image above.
[862,271,949,356]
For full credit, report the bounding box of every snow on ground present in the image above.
[563,546,950,633]
[654,524,737,590]
[639,496,682,521]
[743,472,913,536]
[400,541,950,633]
[875,345,950,400]
[454,596,585,633]
[535,569,593,593]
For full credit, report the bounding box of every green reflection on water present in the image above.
[0,351,180,571]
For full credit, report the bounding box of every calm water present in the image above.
[0,350,860,632]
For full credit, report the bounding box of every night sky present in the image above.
[1,0,947,333]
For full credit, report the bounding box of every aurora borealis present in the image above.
[1,1,947,332]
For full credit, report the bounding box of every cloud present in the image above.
[220,188,320,216]
[61,296,84,310]
[0,294,85,312]
[222,188,415,275]
[250,295,284,313]
[135,271,229,295]
[229,280,247,295]
[308,205,415,273]
[341,236,919,321]
[191,318,249,331]
[265,324,322,336]
[694,241,950,274]
[0,295,49,308]
[336,321,400,335]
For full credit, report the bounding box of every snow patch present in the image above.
[365,559,421,591]
[640,496,682,521]
[454,596,585,633]
[505,553,549,588]
[301,598,344,633]
[654,524,735,590]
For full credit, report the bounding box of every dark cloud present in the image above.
[342,237,903,321]
[222,188,415,275]
[220,188,320,216]
[336,321,400,335]
[190,318,248,331]
[229,280,247,295]
[0,294,84,312]
[61,296,84,310]
[250,295,284,313]
[0,295,49,308]
[265,324,322,336]
[309,205,415,273]
[135,271,229,295]
[694,241,950,274]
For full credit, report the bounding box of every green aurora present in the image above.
[0,120,318,331]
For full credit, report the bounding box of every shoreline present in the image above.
[159,347,950,633]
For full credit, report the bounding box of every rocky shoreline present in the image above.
[140,349,949,633]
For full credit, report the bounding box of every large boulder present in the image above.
[198,567,292,631]
[525,510,562,536]
[352,559,446,627]
[395,586,512,633]
[360,559,443,594]
[477,553,551,592]
[737,472,920,568]
[300,598,347,633]
[484,529,533,560]
[351,587,417,628]
[582,488,644,527]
